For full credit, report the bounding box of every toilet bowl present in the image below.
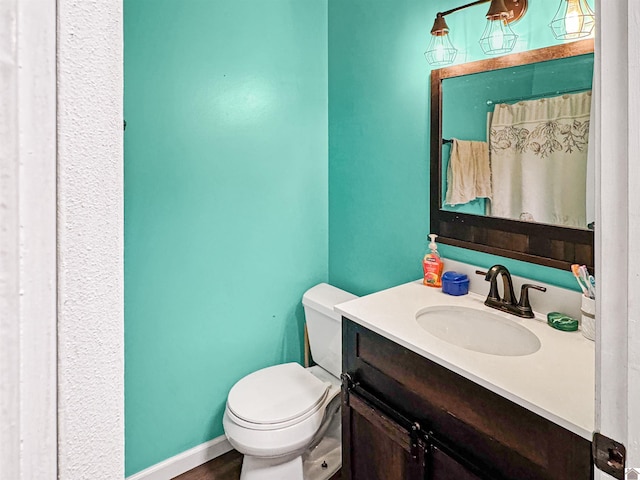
[223,363,340,459]
[223,283,356,480]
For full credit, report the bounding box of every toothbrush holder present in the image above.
[580,295,595,341]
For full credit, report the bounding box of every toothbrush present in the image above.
[578,265,596,299]
[571,264,590,296]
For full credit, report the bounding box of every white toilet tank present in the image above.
[302,283,357,378]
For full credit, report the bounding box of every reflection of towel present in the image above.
[445,139,492,206]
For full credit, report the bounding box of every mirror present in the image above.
[441,54,594,229]
[430,40,594,270]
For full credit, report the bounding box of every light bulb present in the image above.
[488,22,505,51]
[549,0,595,40]
[479,18,517,55]
[433,44,446,64]
[425,32,457,66]
[564,0,585,39]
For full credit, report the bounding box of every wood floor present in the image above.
[173,450,243,480]
[173,450,341,480]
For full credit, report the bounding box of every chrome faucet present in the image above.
[475,265,546,319]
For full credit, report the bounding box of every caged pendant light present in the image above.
[424,14,458,66]
[549,0,595,40]
[478,0,519,55]
[424,0,527,67]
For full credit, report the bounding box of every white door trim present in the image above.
[0,0,58,478]
[2,0,125,479]
[626,0,640,467]
[595,0,640,475]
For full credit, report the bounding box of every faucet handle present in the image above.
[476,269,502,302]
[524,284,546,291]
[516,284,547,317]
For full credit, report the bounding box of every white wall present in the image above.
[57,0,124,478]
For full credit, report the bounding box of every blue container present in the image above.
[441,271,469,296]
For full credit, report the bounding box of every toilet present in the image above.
[223,283,356,480]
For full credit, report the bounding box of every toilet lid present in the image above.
[227,363,330,425]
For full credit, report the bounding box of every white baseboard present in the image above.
[126,435,233,480]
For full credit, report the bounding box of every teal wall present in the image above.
[126,0,594,475]
[124,0,328,475]
[328,0,593,295]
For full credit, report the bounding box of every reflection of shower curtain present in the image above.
[489,91,591,228]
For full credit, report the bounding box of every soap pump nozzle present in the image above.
[428,234,439,253]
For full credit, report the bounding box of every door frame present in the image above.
[595,0,640,475]
[0,0,124,478]
[0,0,57,478]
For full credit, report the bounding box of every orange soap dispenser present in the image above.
[423,234,444,288]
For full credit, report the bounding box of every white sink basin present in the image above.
[416,305,541,356]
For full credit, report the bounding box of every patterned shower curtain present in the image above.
[488,91,591,228]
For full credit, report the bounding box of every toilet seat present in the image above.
[226,363,330,431]
[223,366,341,459]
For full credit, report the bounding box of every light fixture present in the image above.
[479,0,518,55]
[549,0,595,40]
[424,15,458,66]
[424,0,527,67]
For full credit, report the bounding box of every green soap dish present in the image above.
[547,312,579,332]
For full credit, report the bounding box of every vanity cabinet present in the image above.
[344,390,425,480]
[344,387,482,480]
[341,319,593,480]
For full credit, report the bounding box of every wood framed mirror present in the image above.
[430,39,594,271]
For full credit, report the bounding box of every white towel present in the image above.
[444,139,492,206]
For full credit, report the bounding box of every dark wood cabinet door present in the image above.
[342,390,425,480]
[429,444,484,480]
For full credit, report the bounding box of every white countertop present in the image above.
[335,279,595,440]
